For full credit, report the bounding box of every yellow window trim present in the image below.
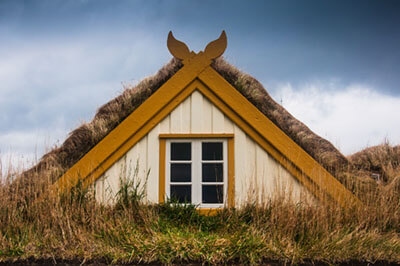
[159,134,235,208]
[51,51,360,208]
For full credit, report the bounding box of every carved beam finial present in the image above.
[167,31,227,63]
[167,31,192,60]
[204,30,227,60]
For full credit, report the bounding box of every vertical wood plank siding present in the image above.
[95,90,310,205]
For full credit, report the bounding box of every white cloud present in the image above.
[272,83,400,155]
[0,128,68,178]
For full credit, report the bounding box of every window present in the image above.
[165,139,228,208]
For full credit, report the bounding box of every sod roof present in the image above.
[23,57,349,186]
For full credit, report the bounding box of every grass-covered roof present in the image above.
[20,57,400,195]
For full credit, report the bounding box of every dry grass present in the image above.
[349,142,400,183]
[0,145,399,264]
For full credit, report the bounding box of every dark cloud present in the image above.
[1,0,399,93]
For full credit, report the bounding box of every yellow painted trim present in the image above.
[158,133,235,211]
[81,82,199,189]
[159,133,234,139]
[159,138,166,203]
[197,68,361,208]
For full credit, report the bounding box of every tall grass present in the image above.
[0,153,399,264]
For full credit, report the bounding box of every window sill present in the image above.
[197,208,222,216]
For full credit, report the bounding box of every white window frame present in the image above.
[165,138,228,208]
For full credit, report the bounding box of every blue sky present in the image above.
[1,0,400,171]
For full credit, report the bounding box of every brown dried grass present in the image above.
[0,154,399,264]
[349,142,400,182]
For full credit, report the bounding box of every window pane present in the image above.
[171,163,191,182]
[171,142,191,160]
[170,185,191,203]
[202,163,223,182]
[202,185,223,203]
[202,142,223,160]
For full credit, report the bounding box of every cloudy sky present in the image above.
[1,0,400,172]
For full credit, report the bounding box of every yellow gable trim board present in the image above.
[158,134,235,208]
[196,69,361,207]
[52,32,361,208]
[51,54,212,193]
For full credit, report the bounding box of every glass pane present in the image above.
[202,185,223,203]
[202,142,223,160]
[171,142,191,160]
[202,163,223,182]
[170,185,191,203]
[171,163,191,182]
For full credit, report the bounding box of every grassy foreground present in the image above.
[0,175,399,265]
[1,143,400,265]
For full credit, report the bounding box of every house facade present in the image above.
[53,31,360,210]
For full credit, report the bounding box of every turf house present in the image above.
[26,31,360,212]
